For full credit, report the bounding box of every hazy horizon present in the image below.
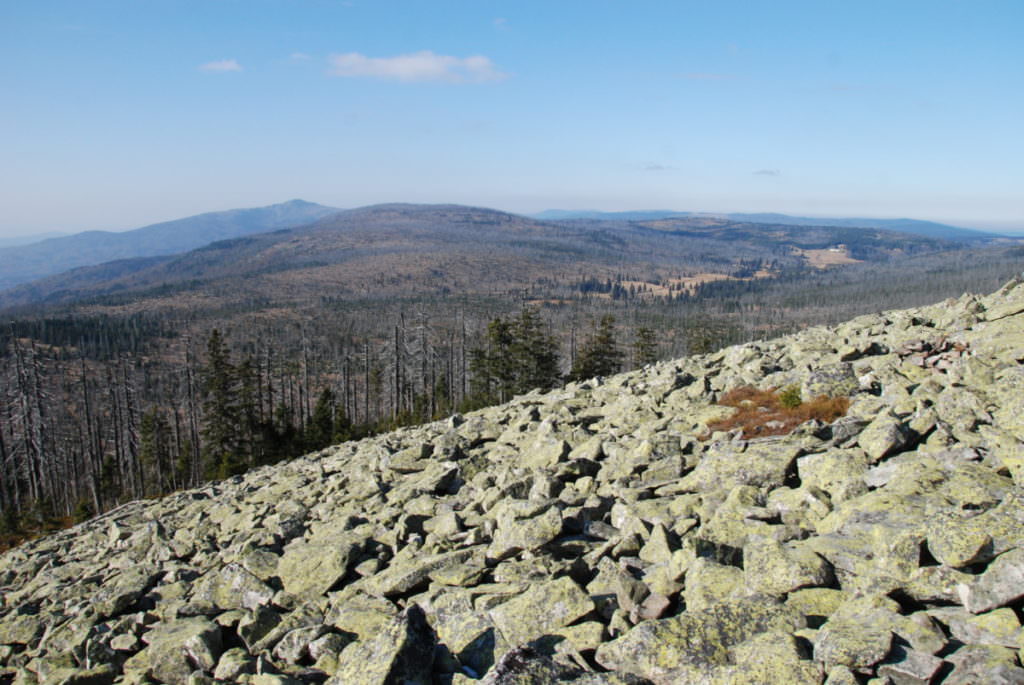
[0,199,1021,242]
[2,1,1022,238]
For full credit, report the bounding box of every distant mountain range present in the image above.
[0,231,69,249]
[532,210,1007,243]
[0,200,339,292]
[2,200,1015,300]
[0,203,965,311]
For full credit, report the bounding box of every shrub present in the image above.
[778,385,802,409]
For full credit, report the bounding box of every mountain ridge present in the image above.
[533,209,1007,242]
[0,202,967,312]
[0,200,340,292]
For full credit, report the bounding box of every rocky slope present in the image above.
[2,279,1024,684]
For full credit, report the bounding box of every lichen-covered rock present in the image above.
[594,598,806,682]
[744,536,834,596]
[487,505,563,561]
[122,617,222,684]
[326,605,436,685]
[959,547,1024,614]
[480,646,649,684]
[812,598,897,672]
[857,413,910,462]
[6,280,1024,683]
[489,576,595,648]
[190,562,274,611]
[277,533,361,598]
[802,363,860,400]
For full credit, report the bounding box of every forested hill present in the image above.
[0,203,963,311]
[535,209,1006,243]
[0,199,339,292]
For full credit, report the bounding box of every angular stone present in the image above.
[937,607,1022,648]
[813,599,895,671]
[594,597,805,680]
[326,592,397,640]
[489,577,595,648]
[802,363,859,400]
[960,547,1024,614]
[943,644,1024,684]
[480,645,648,684]
[364,548,476,597]
[786,587,847,622]
[682,558,744,613]
[877,644,944,684]
[277,535,359,598]
[124,617,222,684]
[273,624,328,663]
[715,631,823,683]
[93,566,160,619]
[675,440,804,493]
[430,591,508,677]
[213,648,256,681]
[191,562,274,611]
[326,605,435,685]
[927,518,993,568]
[237,607,283,652]
[487,506,563,562]
[744,536,834,596]
[858,414,910,462]
[797,449,869,503]
[521,438,570,469]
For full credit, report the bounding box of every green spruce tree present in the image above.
[633,326,659,367]
[571,315,623,381]
[201,329,244,479]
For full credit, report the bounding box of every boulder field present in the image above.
[2,278,1024,684]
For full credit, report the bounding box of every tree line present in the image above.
[0,308,670,545]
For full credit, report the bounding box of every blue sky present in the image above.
[1,0,1022,237]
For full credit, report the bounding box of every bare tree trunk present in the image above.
[184,337,202,488]
[120,357,141,499]
[79,356,102,515]
[364,342,370,425]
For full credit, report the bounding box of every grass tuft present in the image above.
[707,385,849,439]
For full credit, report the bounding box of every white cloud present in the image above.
[289,52,312,61]
[753,169,782,176]
[199,59,242,73]
[494,17,508,29]
[327,50,506,83]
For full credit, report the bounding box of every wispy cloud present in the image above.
[494,17,509,29]
[328,50,507,83]
[753,168,781,176]
[199,59,242,73]
[289,52,312,62]
[678,72,735,81]
[644,163,676,172]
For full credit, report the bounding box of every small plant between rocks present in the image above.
[708,385,850,439]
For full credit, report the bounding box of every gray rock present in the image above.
[326,605,436,685]
[802,362,860,400]
[594,598,805,681]
[190,562,274,611]
[123,617,222,684]
[960,547,1024,614]
[858,413,911,462]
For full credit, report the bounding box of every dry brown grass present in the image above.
[707,386,850,439]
